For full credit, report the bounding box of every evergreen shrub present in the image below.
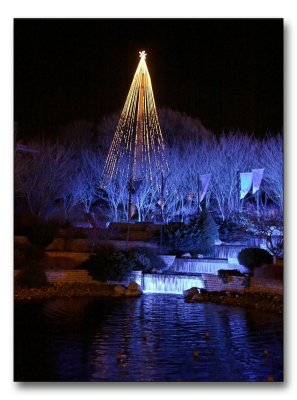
[27,220,55,248]
[162,207,219,255]
[238,247,273,274]
[79,244,135,281]
[129,247,167,272]
[218,269,245,283]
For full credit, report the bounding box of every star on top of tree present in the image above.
[139,50,147,60]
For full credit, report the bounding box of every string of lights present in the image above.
[101,51,169,187]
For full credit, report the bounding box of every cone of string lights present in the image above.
[101,51,168,189]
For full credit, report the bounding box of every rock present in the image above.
[159,255,176,268]
[125,281,143,297]
[181,253,191,258]
[183,287,199,298]
[192,293,203,302]
[128,281,142,291]
[197,254,204,258]
[125,289,142,298]
[185,297,195,303]
[114,285,126,296]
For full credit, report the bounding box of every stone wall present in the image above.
[201,273,283,294]
[14,269,95,283]
[45,270,95,283]
[248,277,283,293]
[14,269,141,286]
[103,240,157,251]
[202,274,246,292]
[15,236,157,253]
[14,269,283,294]
[14,235,158,269]
[44,252,90,269]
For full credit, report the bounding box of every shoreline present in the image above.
[14,283,115,302]
[184,288,283,314]
[14,283,283,314]
[14,282,142,302]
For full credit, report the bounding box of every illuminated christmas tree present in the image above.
[101,51,168,188]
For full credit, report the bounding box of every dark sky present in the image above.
[14,18,283,138]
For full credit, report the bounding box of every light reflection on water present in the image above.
[14,294,283,382]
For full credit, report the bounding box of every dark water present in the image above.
[14,294,283,382]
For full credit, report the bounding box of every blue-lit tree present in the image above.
[134,177,159,222]
[15,141,75,217]
[102,172,129,222]
[71,149,104,214]
[260,134,283,213]
[208,133,258,220]
[14,110,283,228]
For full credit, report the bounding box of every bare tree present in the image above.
[162,148,185,222]
[260,134,283,212]
[183,137,216,217]
[14,140,75,217]
[134,179,153,222]
[161,144,204,223]
[208,133,257,221]
[71,149,104,214]
[160,134,217,223]
[103,177,127,222]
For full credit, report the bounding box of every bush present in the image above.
[161,207,218,256]
[218,269,245,278]
[15,267,49,288]
[238,248,273,274]
[218,219,247,242]
[15,258,49,288]
[162,224,200,254]
[196,206,219,254]
[27,220,55,248]
[218,269,245,283]
[78,244,135,281]
[15,218,54,288]
[128,247,167,272]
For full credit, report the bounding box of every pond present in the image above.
[14,294,283,382]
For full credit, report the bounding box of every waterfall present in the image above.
[143,274,204,294]
[214,245,247,263]
[173,258,229,274]
[172,258,248,274]
[246,237,268,248]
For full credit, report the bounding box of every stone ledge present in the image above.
[184,289,283,314]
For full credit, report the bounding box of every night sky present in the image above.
[14,18,283,139]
